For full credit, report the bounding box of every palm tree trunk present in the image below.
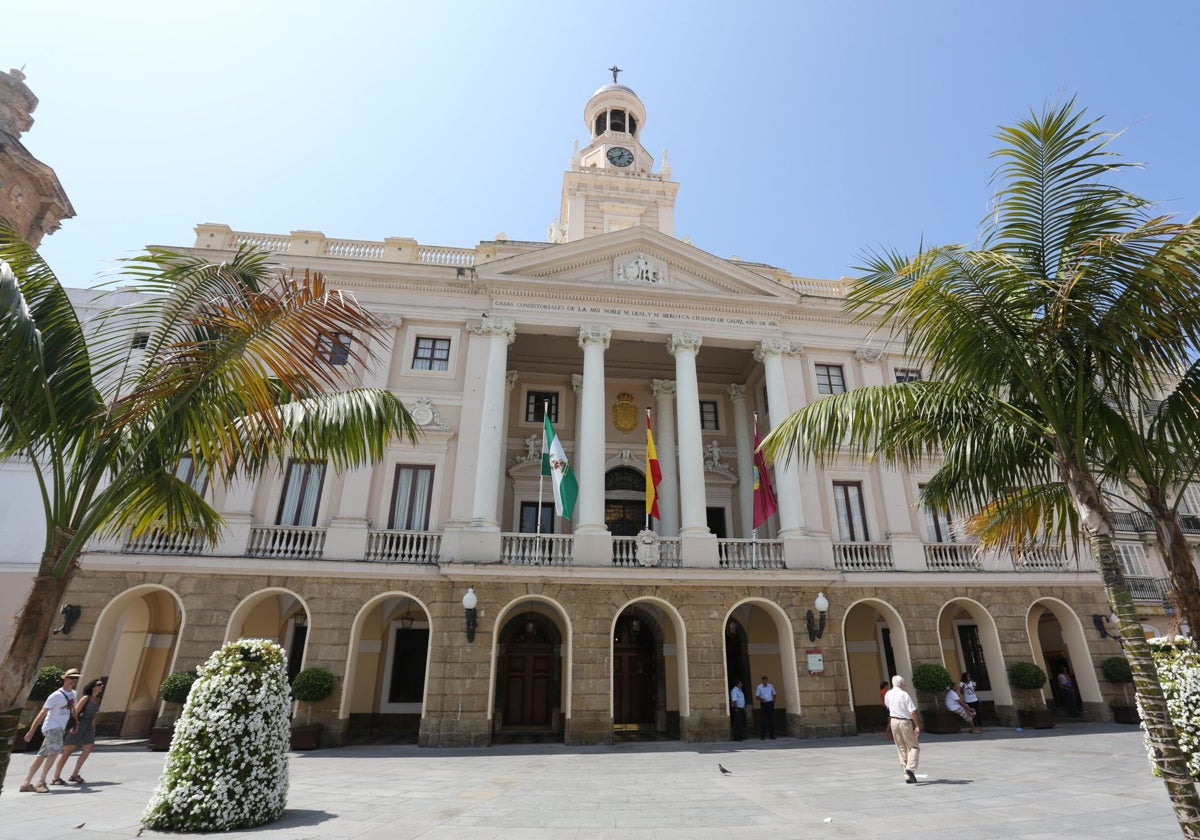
[1149,507,1200,635]
[0,541,74,797]
[1067,467,1200,837]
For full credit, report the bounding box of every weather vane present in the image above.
[609,65,622,84]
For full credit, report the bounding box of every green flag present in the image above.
[542,415,579,519]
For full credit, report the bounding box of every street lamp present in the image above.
[462,588,479,643]
[806,592,829,643]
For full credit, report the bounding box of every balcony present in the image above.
[124,528,207,556]
[500,534,574,566]
[923,543,981,571]
[717,538,785,570]
[1111,511,1154,533]
[1126,575,1171,605]
[834,542,894,571]
[611,536,682,568]
[366,530,440,564]
[1011,545,1068,571]
[247,525,326,560]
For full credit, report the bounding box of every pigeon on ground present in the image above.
[719,764,732,775]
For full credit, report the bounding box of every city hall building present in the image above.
[20,76,1180,746]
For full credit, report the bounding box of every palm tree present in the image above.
[0,228,417,794]
[762,102,1200,834]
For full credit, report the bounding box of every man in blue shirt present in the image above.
[729,680,746,741]
[755,676,777,739]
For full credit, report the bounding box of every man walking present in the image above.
[884,674,922,783]
[755,676,777,740]
[21,667,80,792]
[730,680,746,741]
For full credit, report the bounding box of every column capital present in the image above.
[505,370,518,390]
[727,383,747,402]
[667,332,702,356]
[855,347,884,363]
[754,337,802,362]
[467,317,516,343]
[578,324,612,350]
[652,379,677,399]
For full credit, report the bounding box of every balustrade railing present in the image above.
[417,246,476,267]
[923,543,981,571]
[1011,545,1068,570]
[833,542,894,571]
[611,537,682,568]
[247,525,325,560]
[1126,576,1171,604]
[717,539,785,569]
[323,239,385,259]
[365,530,440,564]
[124,528,206,556]
[500,534,574,566]
[1112,511,1154,533]
[230,232,292,253]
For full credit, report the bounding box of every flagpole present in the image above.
[537,401,548,540]
[752,412,759,568]
[645,408,652,532]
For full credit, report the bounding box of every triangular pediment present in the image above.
[479,227,801,302]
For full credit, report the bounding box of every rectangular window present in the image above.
[1182,486,1200,516]
[519,502,555,534]
[317,331,352,366]
[131,332,150,350]
[412,337,451,371]
[277,460,326,527]
[833,481,869,542]
[174,455,209,496]
[700,400,719,431]
[525,391,559,423]
[390,465,434,530]
[1115,542,1152,577]
[920,483,954,543]
[815,364,847,395]
[895,368,923,383]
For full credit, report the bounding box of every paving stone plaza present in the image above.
[0,724,1186,839]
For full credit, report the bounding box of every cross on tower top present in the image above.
[608,65,622,84]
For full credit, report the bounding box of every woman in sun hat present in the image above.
[53,675,107,784]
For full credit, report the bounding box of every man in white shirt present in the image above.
[946,684,982,734]
[884,674,922,783]
[755,676,777,740]
[21,667,80,793]
[730,680,746,741]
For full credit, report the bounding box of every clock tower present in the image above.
[552,71,679,243]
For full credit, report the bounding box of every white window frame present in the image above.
[400,326,459,378]
[815,363,847,395]
[1115,542,1153,578]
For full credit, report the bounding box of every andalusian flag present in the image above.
[645,410,663,520]
[542,415,579,519]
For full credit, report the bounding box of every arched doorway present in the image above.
[936,599,1012,724]
[495,607,563,741]
[842,599,913,732]
[606,467,645,536]
[341,593,431,743]
[82,586,183,738]
[225,589,310,681]
[1028,599,1099,718]
[613,608,658,732]
[723,600,800,738]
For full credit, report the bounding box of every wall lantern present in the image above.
[1092,612,1118,640]
[462,588,478,643]
[806,592,830,643]
[53,604,82,636]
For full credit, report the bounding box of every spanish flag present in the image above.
[645,410,663,520]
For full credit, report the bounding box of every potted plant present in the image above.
[14,666,64,753]
[1008,662,1054,728]
[151,670,198,750]
[1102,656,1139,724]
[911,663,961,733]
[290,666,336,750]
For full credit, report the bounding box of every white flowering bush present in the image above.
[1144,636,1200,781]
[143,639,291,831]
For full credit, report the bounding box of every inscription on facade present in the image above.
[493,299,777,327]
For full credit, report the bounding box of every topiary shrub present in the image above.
[912,663,954,708]
[1102,656,1134,706]
[1147,637,1199,780]
[290,667,336,726]
[30,666,65,702]
[159,669,199,705]
[1008,661,1048,709]
[142,639,291,831]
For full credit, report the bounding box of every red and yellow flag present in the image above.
[646,410,663,520]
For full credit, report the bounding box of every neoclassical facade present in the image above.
[30,79,1185,746]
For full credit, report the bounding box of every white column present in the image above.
[756,338,806,535]
[856,348,924,570]
[575,325,611,535]
[652,379,680,537]
[496,370,518,525]
[216,476,259,556]
[467,318,515,530]
[669,333,711,533]
[362,316,399,389]
[326,465,373,560]
[728,384,755,538]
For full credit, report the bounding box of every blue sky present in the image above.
[5,1,1199,286]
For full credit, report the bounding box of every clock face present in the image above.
[607,146,634,167]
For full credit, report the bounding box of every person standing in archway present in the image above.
[755,676,776,739]
[730,680,746,741]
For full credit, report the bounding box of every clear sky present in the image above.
[5,1,1199,286]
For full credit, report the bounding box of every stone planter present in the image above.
[13,724,41,753]
[290,725,322,750]
[149,725,175,751]
[923,709,963,734]
[1111,705,1140,725]
[1017,708,1055,729]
